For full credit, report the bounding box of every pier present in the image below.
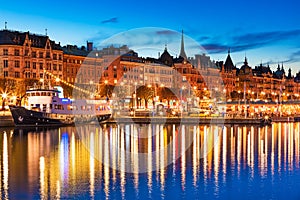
[107,116,267,125]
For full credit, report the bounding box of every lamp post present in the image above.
[134,82,137,109]
[180,86,185,117]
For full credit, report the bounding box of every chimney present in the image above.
[87,41,93,51]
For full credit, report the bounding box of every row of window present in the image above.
[28,92,57,97]
[3,71,19,78]
[2,49,62,60]
[65,59,83,64]
[65,59,105,65]
[2,60,62,70]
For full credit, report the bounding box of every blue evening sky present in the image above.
[1,0,300,73]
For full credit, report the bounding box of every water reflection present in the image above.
[3,131,8,200]
[0,122,300,199]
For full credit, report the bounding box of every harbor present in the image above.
[0,109,294,127]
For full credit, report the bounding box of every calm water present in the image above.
[0,122,300,199]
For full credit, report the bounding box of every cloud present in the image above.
[201,44,228,53]
[201,29,300,54]
[156,30,177,35]
[101,17,118,24]
[258,50,300,67]
[198,36,210,41]
[284,50,300,63]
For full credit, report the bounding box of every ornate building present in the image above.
[0,29,63,81]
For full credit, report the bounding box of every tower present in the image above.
[179,30,187,60]
[224,48,234,72]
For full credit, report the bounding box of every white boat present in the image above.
[9,87,111,126]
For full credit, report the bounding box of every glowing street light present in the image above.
[2,93,7,99]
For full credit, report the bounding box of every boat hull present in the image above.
[9,106,111,126]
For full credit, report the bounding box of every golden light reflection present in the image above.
[120,126,126,198]
[271,124,275,175]
[160,125,166,191]
[172,124,176,177]
[133,125,139,191]
[222,126,227,183]
[56,180,60,199]
[3,122,300,199]
[203,125,208,184]
[258,126,264,176]
[147,125,152,194]
[104,128,110,198]
[0,133,1,199]
[99,126,103,184]
[265,126,268,171]
[3,131,9,200]
[89,132,95,199]
[156,124,160,180]
[278,123,282,171]
[39,156,46,199]
[181,125,186,190]
[295,123,300,168]
[213,126,220,195]
[111,127,117,184]
[71,132,76,181]
[288,123,293,171]
[237,127,242,177]
[284,123,287,170]
[193,126,197,186]
[243,126,247,166]
[249,126,254,178]
[230,127,235,171]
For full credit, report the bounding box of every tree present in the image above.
[136,85,154,108]
[98,84,114,98]
[157,87,178,107]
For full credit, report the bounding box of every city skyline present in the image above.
[1,0,300,73]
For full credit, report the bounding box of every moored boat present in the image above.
[9,87,111,126]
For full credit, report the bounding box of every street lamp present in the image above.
[134,82,137,109]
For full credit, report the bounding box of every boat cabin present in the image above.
[26,89,111,115]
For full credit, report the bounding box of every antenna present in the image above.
[4,21,7,29]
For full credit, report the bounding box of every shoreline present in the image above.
[1,113,299,127]
[107,116,267,125]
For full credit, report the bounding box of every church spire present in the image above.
[244,56,248,65]
[179,30,187,60]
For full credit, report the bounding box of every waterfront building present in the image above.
[2,28,300,108]
[0,29,63,90]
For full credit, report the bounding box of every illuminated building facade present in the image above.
[1,28,300,104]
[0,29,63,82]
